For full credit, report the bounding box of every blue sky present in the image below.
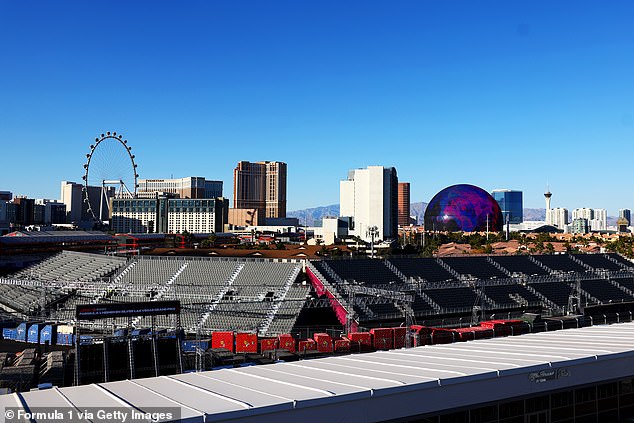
[1,1,632,214]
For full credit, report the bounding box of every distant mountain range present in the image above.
[289,205,619,226]
[288,202,428,226]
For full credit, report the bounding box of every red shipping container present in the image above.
[334,338,350,353]
[211,331,234,352]
[313,333,334,353]
[278,334,296,353]
[450,328,473,342]
[235,333,258,353]
[410,325,432,335]
[347,332,372,346]
[392,327,407,349]
[410,325,431,347]
[480,319,529,336]
[430,328,454,345]
[259,338,277,352]
[297,339,316,353]
[452,326,494,342]
[370,328,394,350]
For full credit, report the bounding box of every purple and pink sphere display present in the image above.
[424,184,503,232]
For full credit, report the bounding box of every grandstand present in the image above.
[0,253,305,336]
[1,251,634,337]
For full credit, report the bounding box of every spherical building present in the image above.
[424,184,503,232]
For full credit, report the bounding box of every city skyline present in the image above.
[1,2,633,212]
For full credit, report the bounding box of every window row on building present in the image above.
[110,197,228,234]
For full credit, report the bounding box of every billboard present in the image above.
[76,300,181,320]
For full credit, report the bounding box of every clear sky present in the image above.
[1,1,633,214]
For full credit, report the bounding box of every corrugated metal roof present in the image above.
[10,322,634,423]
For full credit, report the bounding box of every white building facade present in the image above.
[591,208,608,231]
[547,207,568,229]
[111,197,228,234]
[138,177,222,199]
[339,165,398,242]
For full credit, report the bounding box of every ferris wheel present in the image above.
[82,131,138,222]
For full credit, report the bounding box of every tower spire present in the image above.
[544,186,552,225]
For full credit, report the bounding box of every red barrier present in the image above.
[480,319,529,337]
[370,328,394,350]
[452,327,494,342]
[393,327,407,349]
[278,334,296,353]
[410,325,432,347]
[347,332,372,346]
[430,328,454,344]
[306,267,355,330]
[259,338,277,353]
[211,331,235,352]
[298,339,317,353]
[314,333,334,353]
[334,338,351,353]
[235,333,258,353]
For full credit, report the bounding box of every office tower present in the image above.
[340,165,398,242]
[233,161,287,220]
[492,189,523,224]
[397,182,411,227]
[137,177,222,199]
[547,208,568,229]
[0,191,12,201]
[619,209,631,226]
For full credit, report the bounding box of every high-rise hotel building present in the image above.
[340,165,398,242]
[233,161,287,220]
[137,177,222,199]
[397,182,411,226]
[110,197,228,234]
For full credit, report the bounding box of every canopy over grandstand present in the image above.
[0,231,115,245]
[7,322,634,422]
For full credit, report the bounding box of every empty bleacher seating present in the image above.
[11,251,126,283]
[490,256,550,277]
[605,253,634,270]
[529,282,573,307]
[532,255,587,273]
[423,286,478,311]
[574,254,625,271]
[480,283,542,308]
[388,258,456,282]
[440,257,507,279]
[324,260,401,286]
[580,279,634,304]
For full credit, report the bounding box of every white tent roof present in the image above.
[9,322,634,422]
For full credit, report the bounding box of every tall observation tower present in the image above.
[544,189,552,224]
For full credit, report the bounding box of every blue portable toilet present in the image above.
[181,339,211,353]
[39,324,58,345]
[2,328,17,340]
[15,323,27,342]
[27,323,41,343]
[131,328,151,336]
